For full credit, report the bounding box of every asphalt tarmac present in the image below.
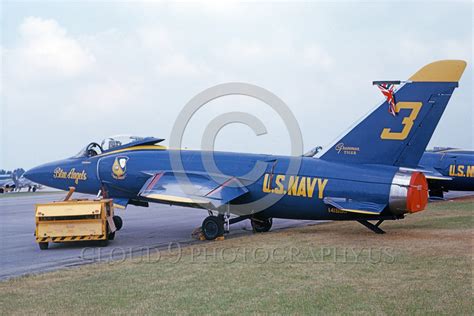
[1,191,472,280]
[0,192,316,280]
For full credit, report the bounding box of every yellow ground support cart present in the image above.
[35,189,122,250]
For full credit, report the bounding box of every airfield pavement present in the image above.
[1,193,472,314]
[0,191,319,280]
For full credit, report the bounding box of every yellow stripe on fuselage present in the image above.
[96,145,167,157]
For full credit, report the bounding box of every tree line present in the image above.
[0,169,26,177]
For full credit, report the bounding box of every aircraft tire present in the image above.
[38,242,48,250]
[202,216,224,240]
[113,215,123,231]
[32,187,37,192]
[251,218,272,233]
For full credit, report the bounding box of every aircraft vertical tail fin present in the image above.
[319,60,467,168]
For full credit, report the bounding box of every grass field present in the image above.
[1,198,472,314]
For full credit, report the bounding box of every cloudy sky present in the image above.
[1,1,472,170]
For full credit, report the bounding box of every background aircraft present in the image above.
[0,172,42,193]
[25,60,466,239]
[0,175,15,193]
[419,148,474,198]
[12,174,42,192]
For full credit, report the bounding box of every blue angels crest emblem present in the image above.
[112,156,129,180]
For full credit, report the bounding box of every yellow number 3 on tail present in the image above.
[380,102,422,140]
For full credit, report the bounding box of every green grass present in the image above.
[1,198,473,315]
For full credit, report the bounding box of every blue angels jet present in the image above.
[419,148,474,198]
[0,175,15,193]
[25,60,466,239]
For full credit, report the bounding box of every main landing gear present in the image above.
[200,212,273,241]
[250,217,272,233]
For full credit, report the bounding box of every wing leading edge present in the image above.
[138,171,249,209]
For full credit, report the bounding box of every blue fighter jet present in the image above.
[25,60,467,239]
[419,148,474,198]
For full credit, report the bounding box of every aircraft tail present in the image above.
[319,60,467,168]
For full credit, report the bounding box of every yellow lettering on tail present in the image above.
[466,166,474,178]
[274,175,285,194]
[262,174,271,193]
[317,178,328,199]
[306,178,317,198]
[297,177,307,197]
[288,176,299,196]
[457,165,465,177]
[449,165,456,176]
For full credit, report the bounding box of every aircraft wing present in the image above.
[323,197,387,215]
[138,171,249,209]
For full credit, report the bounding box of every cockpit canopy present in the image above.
[100,135,145,151]
[73,135,163,158]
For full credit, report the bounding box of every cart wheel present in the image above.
[113,215,123,231]
[108,231,115,240]
[38,242,48,250]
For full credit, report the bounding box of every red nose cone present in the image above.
[407,172,429,213]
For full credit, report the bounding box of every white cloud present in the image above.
[75,78,144,113]
[137,26,174,53]
[157,54,210,77]
[13,17,95,79]
[168,0,242,15]
[0,46,3,96]
[137,25,212,77]
[398,38,471,66]
[223,39,265,61]
[1,3,471,170]
[216,37,334,72]
[302,44,333,69]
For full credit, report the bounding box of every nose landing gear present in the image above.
[113,215,123,231]
[201,215,225,240]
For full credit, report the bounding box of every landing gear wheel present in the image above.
[202,216,224,240]
[38,242,48,250]
[113,215,123,231]
[251,217,272,233]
